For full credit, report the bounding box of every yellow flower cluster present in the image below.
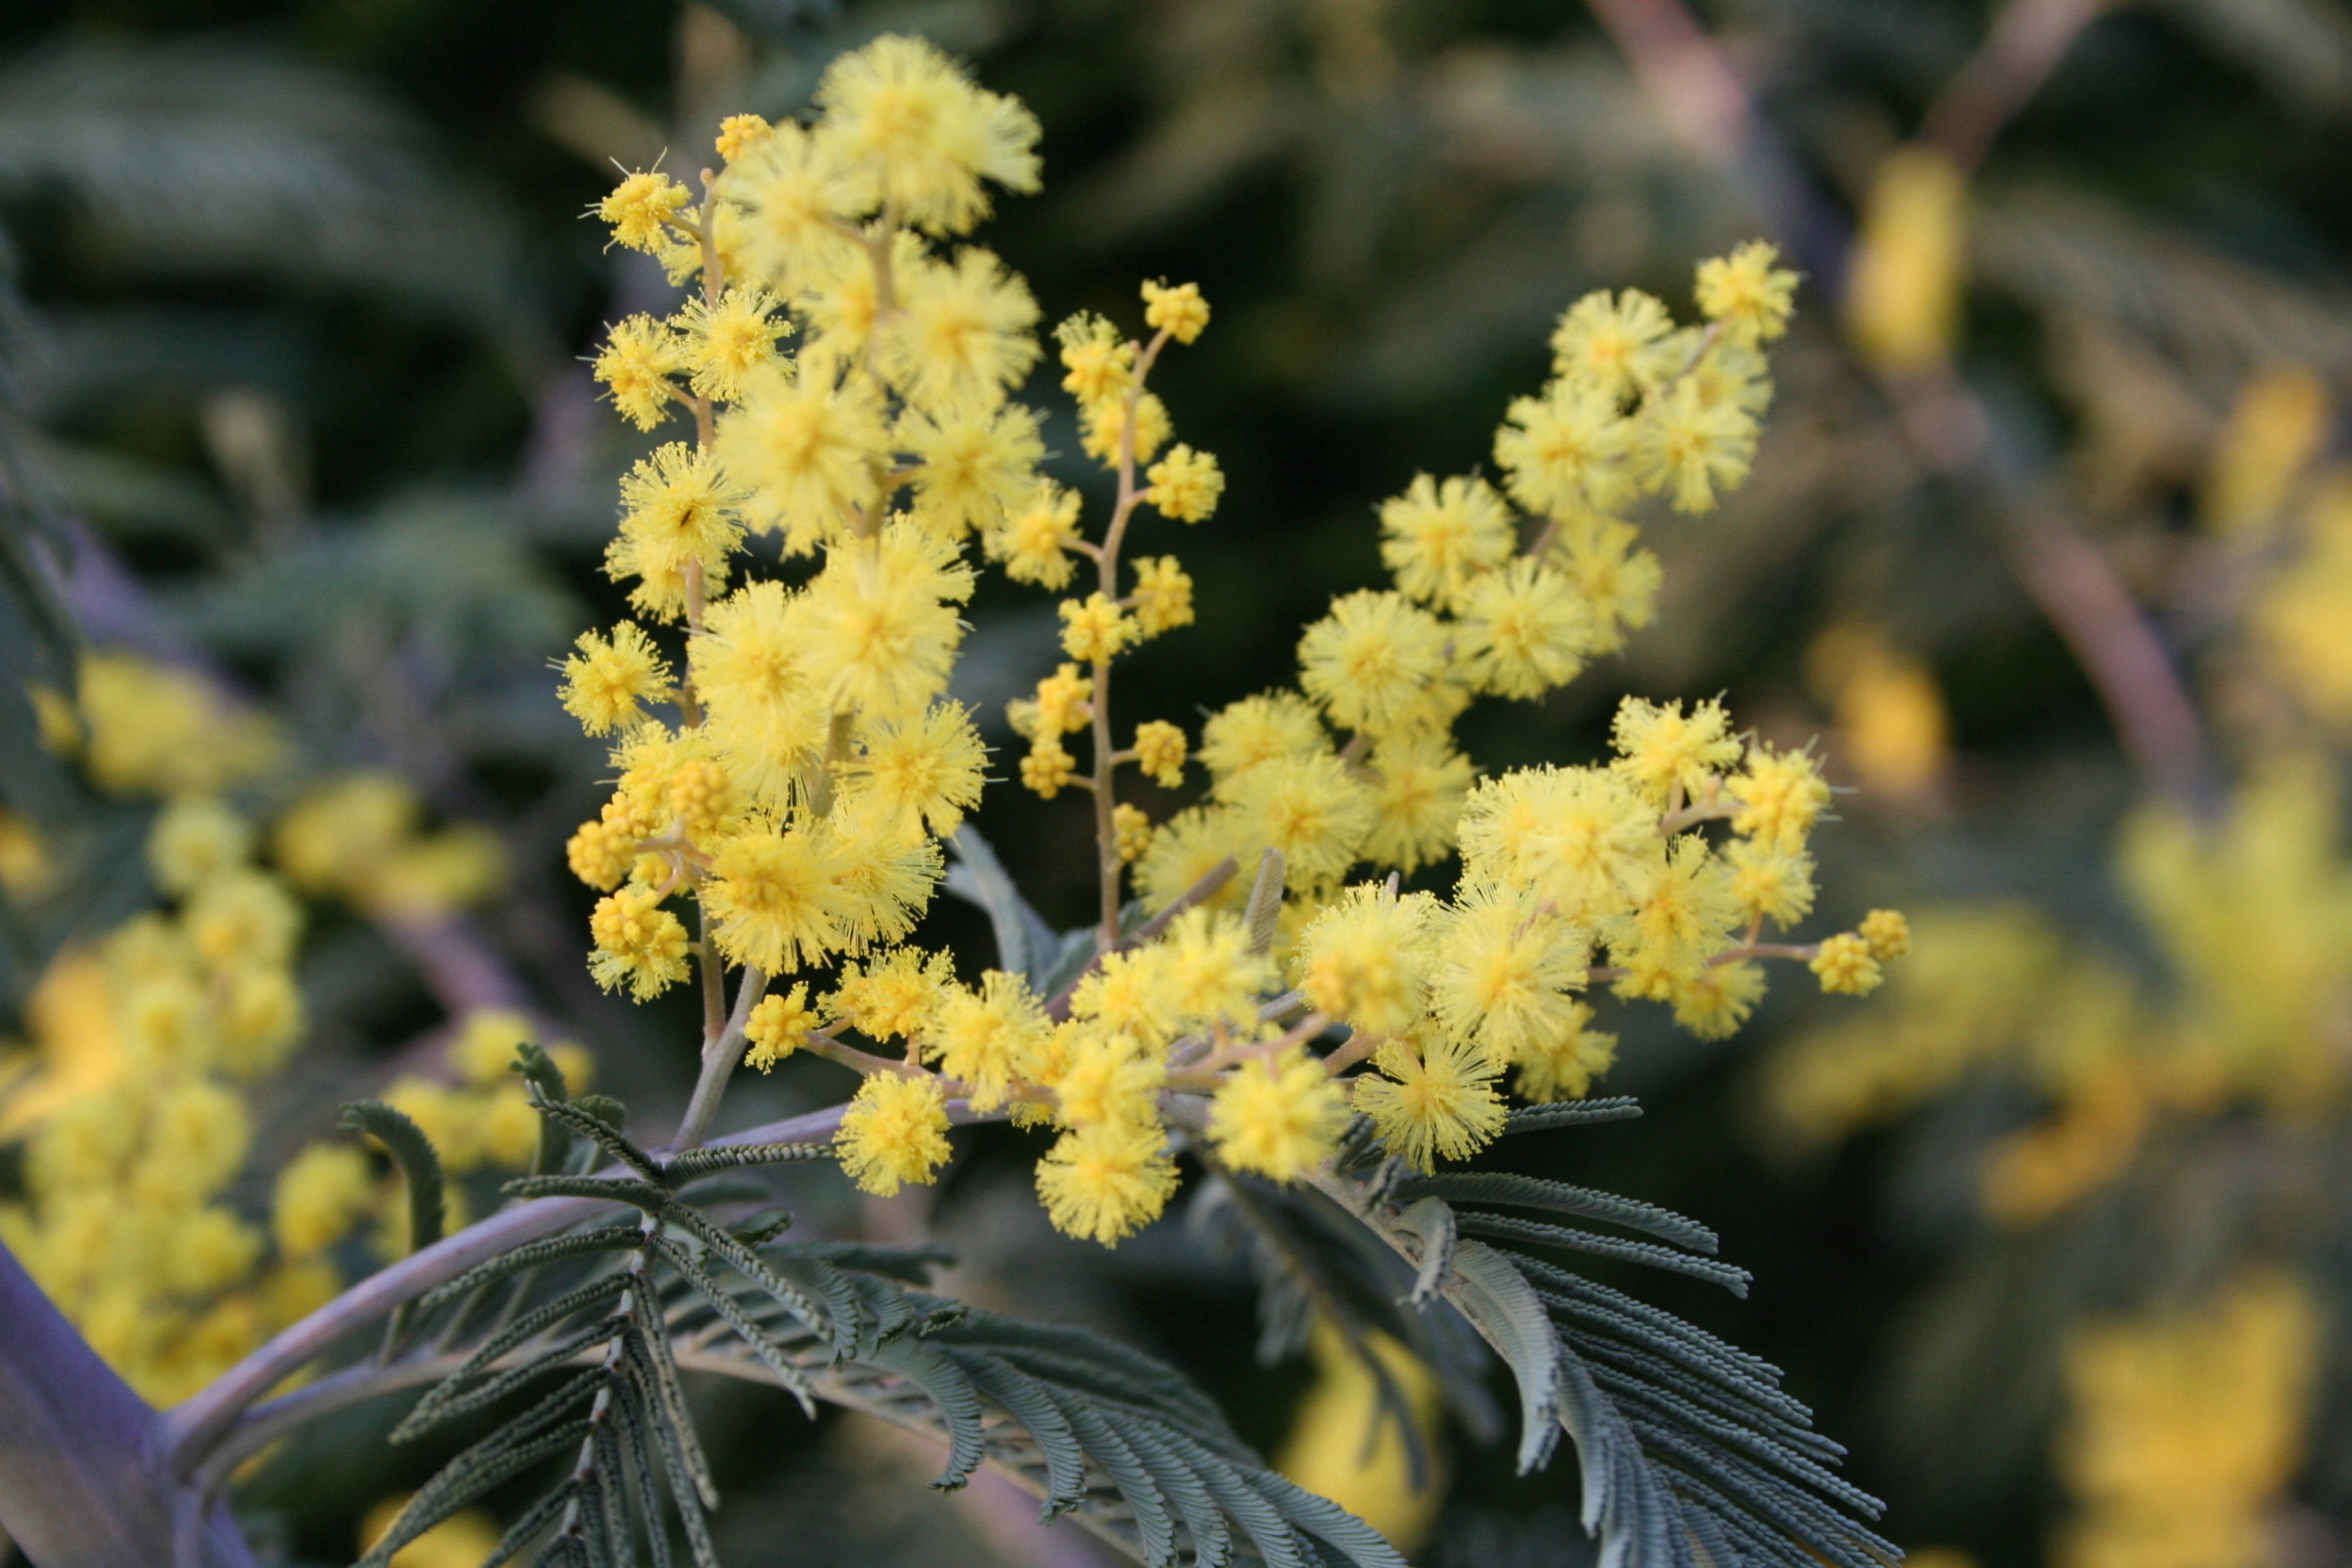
[2053,1275,2316,1568]
[0,792,314,1403]
[560,38,1893,1249]
[1769,765,2352,1222]
[274,772,504,921]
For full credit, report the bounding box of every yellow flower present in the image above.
[927,971,1047,1110]
[1429,885,1591,1068]
[1070,950,1181,1050]
[1859,907,1911,961]
[449,1009,532,1086]
[841,702,988,839]
[703,823,848,974]
[186,871,302,971]
[1810,932,1883,996]
[714,112,772,162]
[1728,743,1831,852]
[714,362,890,551]
[1352,1036,1506,1172]
[1140,278,1210,344]
[694,580,828,810]
[1208,1048,1349,1182]
[1132,720,1187,788]
[1036,1119,1179,1245]
[604,443,744,623]
[884,245,1040,414]
[835,1071,954,1196]
[1512,1004,1618,1101]
[1694,241,1799,346]
[1020,743,1077,798]
[1604,835,1740,982]
[1080,390,1172,466]
[596,169,693,253]
[1222,751,1375,890]
[984,480,1084,588]
[271,1143,375,1258]
[1551,513,1660,654]
[1058,592,1135,664]
[1130,555,1195,637]
[1057,313,1136,404]
[903,397,1043,542]
[1114,802,1153,863]
[1667,960,1766,1041]
[1361,730,1473,875]
[558,622,671,736]
[1200,692,1328,789]
[1609,696,1740,807]
[149,796,253,895]
[1298,884,1441,1037]
[744,984,816,1070]
[1157,906,1274,1028]
[797,520,974,722]
[815,34,1040,236]
[588,887,691,1001]
[1633,377,1758,514]
[1458,765,1658,924]
[724,118,861,293]
[1297,590,1449,736]
[1138,805,1247,913]
[1549,288,1677,399]
[1379,474,1515,609]
[1143,444,1223,522]
[1495,379,1630,516]
[592,314,682,432]
[1052,1027,1168,1127]
[1456,558,1594,699]
[1723,838,1816,927]
[827,946,955,1041]
[673,287,787,401]
[1008,663,1093,744]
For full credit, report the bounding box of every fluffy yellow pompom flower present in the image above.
[1298,590,1449,736]
[1209,1048,1349,1182]
[827,946,955,1041]
[725,118,861,291]
[1430,886,1592,1067]
[927,971,1047,1110]
[593,315,682,432]
[1052,1028,1168,1129]
[1554,514,1661,654]
[588,887,691,1001]
[1299,885,1441,1037]
[1223,751,1375,890]
[702,823,847,974]
[1456,559,1595,700]
[1458,765,1658,924]
[1057,313,1136,405]
[1133,720,1187,787]
[985,481,1083,588]
[1723,838,1816,927]
[1729,743,1832,851]
[715,362,890,550]
[1200,692,1327,788]
[270,1143,375,1258]
[1036,1120,1179,1245]
[559,623,670,736]
[1635,378,1758,514]
[1513,1004,1619,1101]
[841,702,988,839]
[187,871,302,969]
[1810,933,1883,995]
[1353,1037,1507,1171]
[1130,556,1195,637]
[1607,835,1740,983]
[1069,948,1179,1048]
[597,170,692,253]
[1158,906,1274,1028]
[815,34,1040,236]
[606,443,744,623]
[715,112,772,162]
[1059,593,1135,663]
[1081,390,1172,467]
[900,400,1042,539]
[835,1071,954,1196]
[1550,288,1677,399]
[797,520,974,721]
[744,985,816,1070]
[1362,731,1474,874]
[1859,907,1911,961]
[1141,278,1210,343]
[693,580,826,809]
[1144,444,1223,522]
[1610,696,1740,807]
[1695,241,1799,346]
[885,247,1041,414]
[1379,474,1515,609]
[1494,380,1630,516]
[149,795,253,895]
[674,287,787,401]
[1668,959,1767,1040]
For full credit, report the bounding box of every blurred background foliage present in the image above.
[3,0,2351,1564]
